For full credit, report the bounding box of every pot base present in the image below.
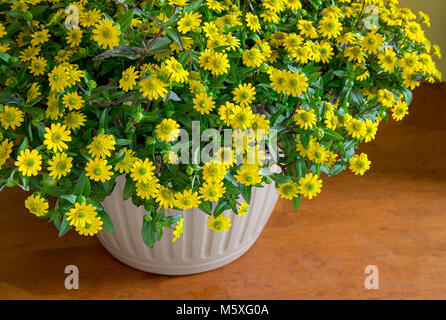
[97,175,278,276]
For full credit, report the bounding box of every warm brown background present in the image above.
[0,83,445,300]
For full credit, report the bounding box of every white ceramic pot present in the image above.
[97,176,279,275]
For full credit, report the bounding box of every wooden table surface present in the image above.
[1,83,445,300]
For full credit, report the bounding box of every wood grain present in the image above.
[1,83,445,300]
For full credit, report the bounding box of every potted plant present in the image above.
[0,0,441,275]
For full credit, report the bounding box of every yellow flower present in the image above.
[269,68,287,94]
[175,189,201,210]
[349,153,371,176]
[66,202,98,228]
[15,149,42,176]
[245,13,261,32]
[80,9,102,27]
[85,158,113,182]
[44,123,72,153]
[277,180,300,200]
[0,106,24,130]
[87,133,116,159]
[63,111,86,130]
[285,71,308,97]
[156,118,180,142]
[28,56,47,76]
[364,119,378,143]
[66,28,82,47]
[199,181,226,202]
[378,89,395,108]
[25,194,49,217]
[178,12,202,34]
[392,100,409,121]
[193,92,215,115]
[294,108,316,129]
[92,19,121,49]
[156,186,176,209]
[0,23,6,38]
[131,158,156,183]
[361,32,384,54]
[207,51,230,75]
[378,47,397,73]
[48,153,73,179]
[318,16,342,39]
[229,105,254,130]
[233,83,255,107]
[48,65,69,92]
[139,76,169,100]
[19,46,40,62]
[172,217,184,242]
[0,139,14,167]
[234,164,262,186]
[242,47,264,68]
[119,66,139,92]
[202,161,227,183]
[31,29,50,46]
[344,46,366,64]
[114,147,136,173]
[164,57,189,83]
[54,48,73,63]
[136,177,160,200]
[75,216,103,236]
[298,20,318,39]
[238,202,249,216]
[308,143,328,164]
[298,172,322,199]
[207,214,231,232]
[346,119,367,139]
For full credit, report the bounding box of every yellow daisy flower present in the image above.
[25,194,49,217]
[298,172,322,199]
[85,158,113,182]
[87,133,116,159]
[277,180,300,200]
[43,123,72,153]
[155,118,180,142]
[349,153,371,176]
[15,149,42,176]
[92,19,121,49]
[207,214,231,232]
[48,153,73,179]
[119,66,139,92]
[0,106,24,130]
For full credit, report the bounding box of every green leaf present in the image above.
[292,195,301,210]
[0,53,11,63]
[186,0,203,12]
[58,214,71,237]
[213,199,230,217]
[271,173,291,184]
[92,45,140,60]
[123,176,135,200]
[98,211,114,234]
[118,9,133,32]
[165,28,183,51]
[60,194,77,203]
[240,184,252,203]
[323,128,344,140]
[142,218,158,248]
[198,201,212,215]
[74,173,86,196]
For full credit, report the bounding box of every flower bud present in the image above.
[145,136,156,145]
[76,195,87,203]
[9,56,19,64]
[186,166,193,175]
[6,179,18,187]
[134,112,143,122]
[87,80,97,89]
[97,128,105,135]
[314,127,325,139]
[264,176,273,184]
[144,214,152,222]
[22,11,33,21]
